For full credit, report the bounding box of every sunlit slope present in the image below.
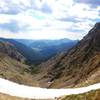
[38,22,100,88]
[0,41,39,86]
[61,89,100,100]
[0,93,31,100]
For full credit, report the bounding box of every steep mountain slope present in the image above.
[0,41,26,62]
[0,38,43,64]
[38,22,100,88]
[0,41,39,86]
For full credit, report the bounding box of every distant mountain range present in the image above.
[0,38,77,65]
[15,38,76,47]
[0,38,42,64]
[16,39,78,63]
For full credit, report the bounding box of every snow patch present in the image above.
[0,78,100,99]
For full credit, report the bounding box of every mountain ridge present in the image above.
[37,22,100,88]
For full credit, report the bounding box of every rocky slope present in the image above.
[0,38,42,64]
[0,41,39,86]
[38,22,100,88]
[0,41,26,62]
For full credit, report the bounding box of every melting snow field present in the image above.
[0,78,100,99]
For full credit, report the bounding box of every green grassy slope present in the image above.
[61,89,100,100]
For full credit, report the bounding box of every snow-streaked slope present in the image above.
[0,78,100,99]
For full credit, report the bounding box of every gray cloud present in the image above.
[67,28,84,33]
[0,0,29,14]
[31,1,52,14]
[40,3,52,13]
[74,0,100,8]
[0,6,23,15]
[0,21,19,32]
[0,20,28,33]
[0,0,52,15]
[57,17,79,23]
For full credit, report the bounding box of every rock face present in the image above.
[38,22,100,88]
[0,41,26,63]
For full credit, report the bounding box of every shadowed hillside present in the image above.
[16,39,78,64]
[0,41,26,62]
[0,38,77,65]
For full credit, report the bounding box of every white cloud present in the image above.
[67,3,99,19]
[0,27,84,40]
[0,16,10,24]
[0,0,99,39]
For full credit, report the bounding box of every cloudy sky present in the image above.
[0,0,100,40]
